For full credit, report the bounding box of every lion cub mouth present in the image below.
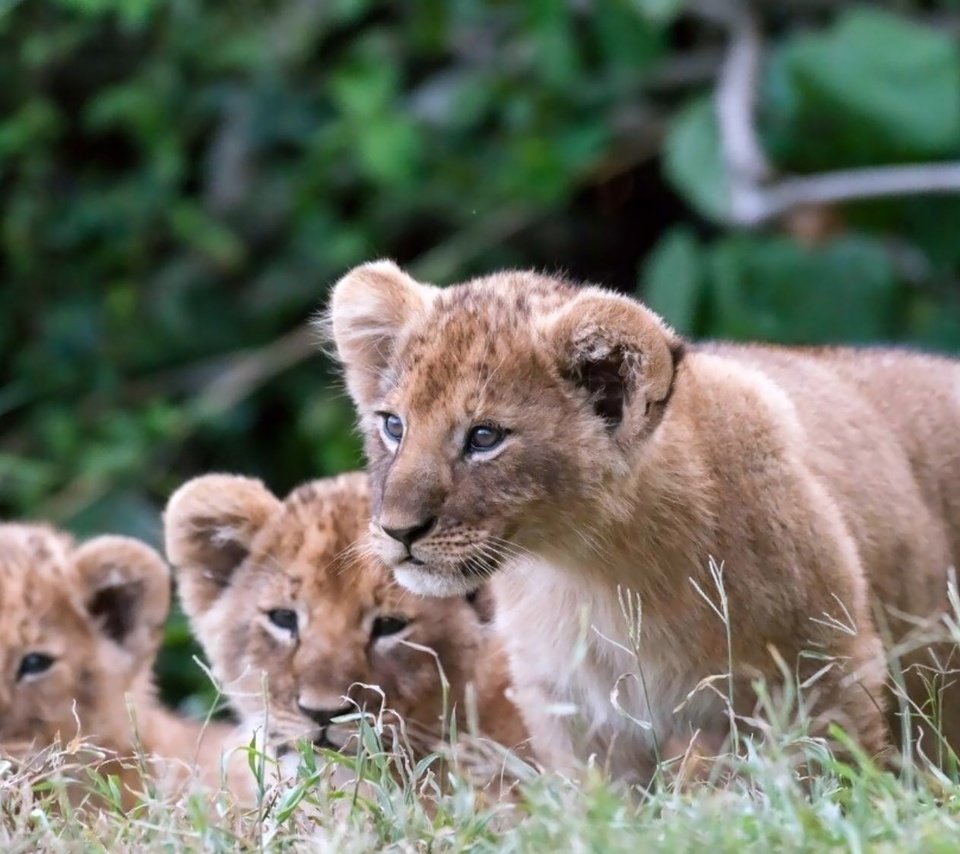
[312,730,345,751]
[391,550,499,597]
[459,555,494,579]
[273,727,351,757]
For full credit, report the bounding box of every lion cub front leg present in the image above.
[796,627,890,762]
[509,679,584,778]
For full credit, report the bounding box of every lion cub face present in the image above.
[0,524,170,752]
[165,472,490,754]
[328,261,682,597]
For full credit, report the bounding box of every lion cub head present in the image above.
[328,261,684,596]
[164,472,502,755]
[0,523,170,753]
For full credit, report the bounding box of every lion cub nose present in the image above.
[382,517,436,549]
[297,702,354,727]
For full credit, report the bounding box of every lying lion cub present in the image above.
[0,522,236,801]
[164,471,527,771]
[329,260,960,782]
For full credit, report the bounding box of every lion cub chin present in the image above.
[329,260,960,782]
[164,470,528,784]
[0,523,237,804]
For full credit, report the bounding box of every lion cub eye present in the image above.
[371,616,409,639]
[467,424,506,453]
[379,412,404,446]
[267,609,298,634]
[17,652,55,681]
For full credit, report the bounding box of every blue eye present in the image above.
[267,609,298,633]
[18,652,55,680]
[371,615,409,638]
[382,413,404,442]
[467,425,506,453]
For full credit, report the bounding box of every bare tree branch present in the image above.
[704,0,960,228]
[739,163,960,226]
[194,326,317,417]
[714,2,771,186]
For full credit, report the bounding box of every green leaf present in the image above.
[356,116,421,186]
[526,0,580,87]
[0,100,61,161]
[706,235,900,344]
[663,97,730,223]
[54,0,162,28]
[167,203,245,270]
[640,228,704,335]
[903,291,960,351]
[329,52,398,119]
[765,8,960,169]
[274,782,310,823]
[629,0,686,27]
[592,2,662,74]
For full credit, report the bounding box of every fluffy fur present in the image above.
[329,260,960,782]
[163,471,528,766]
[0,523,236,800]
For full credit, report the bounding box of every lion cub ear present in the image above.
[326,260,437,410]
[543,289,684,444]
[164,474,281,618]
[73,536,171,672]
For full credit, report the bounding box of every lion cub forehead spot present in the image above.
[0,534,88,654]
[0,525,78,614]
[410,277,556,349]
[392,274,574,407]
[248,484,383,603]
[0,524,74,570]
[396,323,540,416]
[449,270,579,307]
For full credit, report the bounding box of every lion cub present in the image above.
[329,260,960,782]
[164,471,527,768]
[0,522,236,801]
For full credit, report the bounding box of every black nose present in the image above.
[298,703,353,727]
[382,517,436,549]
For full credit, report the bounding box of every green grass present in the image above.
[4,715,960,853]
[6,576,960,851]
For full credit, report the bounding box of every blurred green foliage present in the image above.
[2,0,959,711]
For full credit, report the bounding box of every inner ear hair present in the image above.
[72,536,171,665]
[164,474,282,617]
[327,260,436,411]
[547,289,683,441]
[188,514,254,588]
[581,339,686,426]
[88,580,146,644]
[568,345,635,428]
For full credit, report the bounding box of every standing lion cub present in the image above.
[0,522,237,802]
[329,260,960,782]
[163,471,527,772]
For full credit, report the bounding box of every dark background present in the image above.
[2,0,959,713]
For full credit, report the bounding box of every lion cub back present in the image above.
[700,342,960,615]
